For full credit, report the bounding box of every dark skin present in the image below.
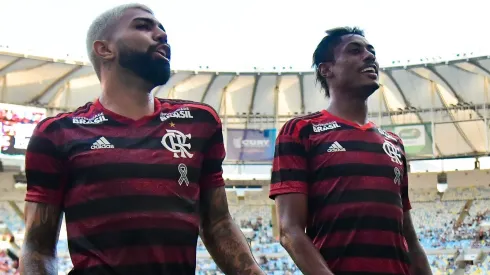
[276,194,334,275]
[199,187,264,275]
[21,8,263,275]
[19,202,63,275]
[276,34,432,275]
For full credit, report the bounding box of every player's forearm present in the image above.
[408,243,432,275]
[201,216,263,275]
[280,228,334,275]
[19,249,57,275]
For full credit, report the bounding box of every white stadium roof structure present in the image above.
[1,50,490,160]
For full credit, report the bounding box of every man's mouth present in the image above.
[154,45,170,61]
[361,67,377,74]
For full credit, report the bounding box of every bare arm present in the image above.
[199,187,264,275]
[20,202,63,275]
[276,193,334,275]
[403,211,432,275]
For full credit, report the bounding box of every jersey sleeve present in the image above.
[198,110,226,189]
[25,119,67,206]
[269,119,309,199]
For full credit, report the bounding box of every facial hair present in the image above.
[117,41,171,89]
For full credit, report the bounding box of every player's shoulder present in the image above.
[35,102,95,134]
[280,112,323,137]
[376,127,404,145]
[157,98,220,123]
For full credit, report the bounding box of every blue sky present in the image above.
[0,0,489,71]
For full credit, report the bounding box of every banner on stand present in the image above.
[381,123,433,158]
[226,128,277,162]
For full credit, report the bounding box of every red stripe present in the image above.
[25,191,63,205]
[70,245,196,268]
[310,176,402,195]
[313,230,408,250]
[329,257,409,274]
[66,212,199,239]
[272,155,306,171]
[64,178,200,207]
[314,202,403,221]
[269,182,308,197]
[204,142,225,159]
[199,172,225,189]
[25,152,62,173]
[67,148,204,168]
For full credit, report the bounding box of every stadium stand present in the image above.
[0,51,490,274]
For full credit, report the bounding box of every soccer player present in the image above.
[19,4,263,275]
[270,27,433,275]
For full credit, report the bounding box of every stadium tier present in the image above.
[0,51,490,274]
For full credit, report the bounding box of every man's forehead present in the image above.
[119,8,158,25]
[340,34,372,48]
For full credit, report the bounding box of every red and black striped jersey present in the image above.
[270,110,411,275]
[25,98,225,275]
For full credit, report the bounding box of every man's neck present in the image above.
[326,92,369,126]
[99,70,156,120]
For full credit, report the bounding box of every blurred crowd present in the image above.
[1,190,489,275]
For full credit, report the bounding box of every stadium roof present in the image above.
[1,50,490,159]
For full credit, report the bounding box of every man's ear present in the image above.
[318,62,334,79]
[93,40,116,62]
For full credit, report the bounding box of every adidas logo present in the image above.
[91,137,114,150]
[327,141,345,152]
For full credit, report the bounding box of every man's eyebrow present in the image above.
[133,17,165,32]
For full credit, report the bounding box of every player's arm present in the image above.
[200,187,263,275]
[396,137,432,275]
[403,211,432,275]
[271,120,334,275]
[19,120,65,275]
[276,194,333,275]
[20,202,63,275]
[197,111,263,275]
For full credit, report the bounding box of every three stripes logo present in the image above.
[327,141,346,152]
[91,137,114,150]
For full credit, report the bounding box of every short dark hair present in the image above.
[86,3,153,80]
[312,27,365,97]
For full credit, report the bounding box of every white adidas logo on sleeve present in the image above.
[327,141,346,152]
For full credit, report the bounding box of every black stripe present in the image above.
[69,163,201,187]
[69,262,195,275]
[68,227,197,253]
[64,195,198,222]
[281,120,294,136]
[309,189,403,210]
[287,118,300,136]
[319,244,410,263]
[25,170,64,190]
[274,141,306,157]
[311,140,391,156]
[307,216,403,237]
[27,136,63,159]
[271,169,308,184]
[201,159,223,175]
[314,164,398,182]
[64,136,206,154]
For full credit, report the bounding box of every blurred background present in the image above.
[0,0,489,274]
